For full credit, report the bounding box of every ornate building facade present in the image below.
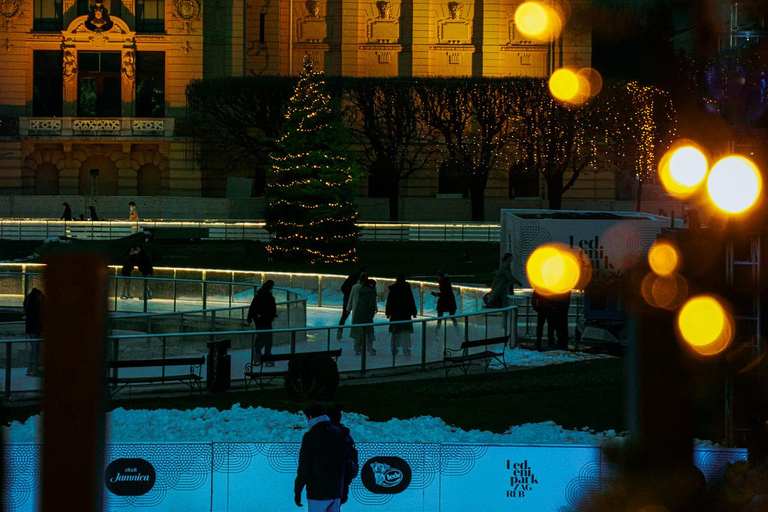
[0,0,607,216]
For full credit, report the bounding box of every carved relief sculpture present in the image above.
[298,0,326,43]
[122,49,136,81]
[368,1,398,43]
[438,1,471,44]
[305,0,320,18]
[376,1,391,19]
[173,0,201,34]
[0,0,22,31]
[62,50,78,82]
[84,0,114,32]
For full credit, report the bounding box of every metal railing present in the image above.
[0,305,517,398]
[0,220,500,242]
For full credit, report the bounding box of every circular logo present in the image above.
[0,0,19,18]
[104,458,156,496]
[360,456,412,494]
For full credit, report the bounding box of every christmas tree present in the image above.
[264,57,360,263]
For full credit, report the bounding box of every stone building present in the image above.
[0,0,611,220]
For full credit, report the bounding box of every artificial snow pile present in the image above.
[3,405,624,445]
[495,347,614,369]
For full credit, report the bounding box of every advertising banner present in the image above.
[2,442,747,512]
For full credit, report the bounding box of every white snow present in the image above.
[2,405,625,446]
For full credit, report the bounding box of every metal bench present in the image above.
[244,349,342,391]
[443,336,509,376]
[107,356,205,397]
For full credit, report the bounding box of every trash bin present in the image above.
[207,338,231,392]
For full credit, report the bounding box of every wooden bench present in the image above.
[244,349,342,391]
[443,336,510,376]
[107,356,205,397]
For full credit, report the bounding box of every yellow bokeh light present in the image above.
[648,240,680,276]
[549,69,580,102]
[577,67,603,98]
[515,2,548,36]
[514,2,563,41]
[658,144,708,199]
[677,295,733,356]
[707,156,762,214]
[641,273,688,310]
[526,244,582,296]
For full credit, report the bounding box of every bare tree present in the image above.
[416,79,517,221]
[343,78,437,221]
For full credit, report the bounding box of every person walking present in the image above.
[60,202,72,221]
[137,247,153,300]
[23,288,44,377]
[87,206,99,221]
[337,267,365,340]
[128,201,139,222]
[350,278,377,356]
[247,280,278,365]
[531,290,555,351]
[120,246,141,299]
[326,404,359,506]
[432,271,458,331]
[486,253,522,308]
[294,403,349,512]
[385,274,417,356]
[345,272,368,323]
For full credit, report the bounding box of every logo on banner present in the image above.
[361,457,411,494]
[569,235,615,272]
[506,459,539,498]
[105,458,156,496]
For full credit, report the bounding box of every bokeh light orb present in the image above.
[659,145,708,198]
[677,295,734,356]
[707,156,762,214]
[648,240,681,276]
[549,69,580,102]
[641,273,688,310]
[515,2,549,37]
[526,244,582,296]
[577,67,603,98]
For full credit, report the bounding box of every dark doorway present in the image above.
[78,51,121,117]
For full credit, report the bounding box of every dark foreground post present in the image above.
[41,254,108,512]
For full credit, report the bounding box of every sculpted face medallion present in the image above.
[176,0,200,20]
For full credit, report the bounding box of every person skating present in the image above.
[432,271,458,332]
[294,403,349,512]
[87,205,99,221]
[385,274,417,356]
[350,278,377,356]
[128,201,140,222]
[247,280,278,365]
[120,246,141,299]
[137,246,153,300]
[486,252,522,308]
[23,288,44,377]
[60,202,72,221]
[337,267,365,340]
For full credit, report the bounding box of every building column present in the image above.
[121,48,136,118]
[410,0,431,76]
[340,0,360,76]
[473,0,501,77]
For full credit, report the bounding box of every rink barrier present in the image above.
[0,219,500,242]
[1,441,747,512]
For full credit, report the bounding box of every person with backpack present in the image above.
[327,404,359,507]
[295,403,349,512]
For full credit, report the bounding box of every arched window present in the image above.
[35,163,59,195]
[137,163,162,195]
[79,156,118,196]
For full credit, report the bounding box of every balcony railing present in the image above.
[18,117,174,137]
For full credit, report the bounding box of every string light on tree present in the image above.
[263,55,362,264]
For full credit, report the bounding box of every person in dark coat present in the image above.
[350,278,377,356]
[87,206,99,221]
[247,280,278,365]
[23,288,44,377]
[551,290,571,350]
[120,246,141,299]
[432,271,458,331]
[137,247,153,300]
[295,403,349,511]
[327,404,358,506]
[385,274,417,356]
[486,253,522,308]
[531,290,555,351]
[60,202,72,221]
[337,267,365,340]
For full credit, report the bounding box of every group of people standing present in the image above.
[120,246,153,299]
[59,201,139,222]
